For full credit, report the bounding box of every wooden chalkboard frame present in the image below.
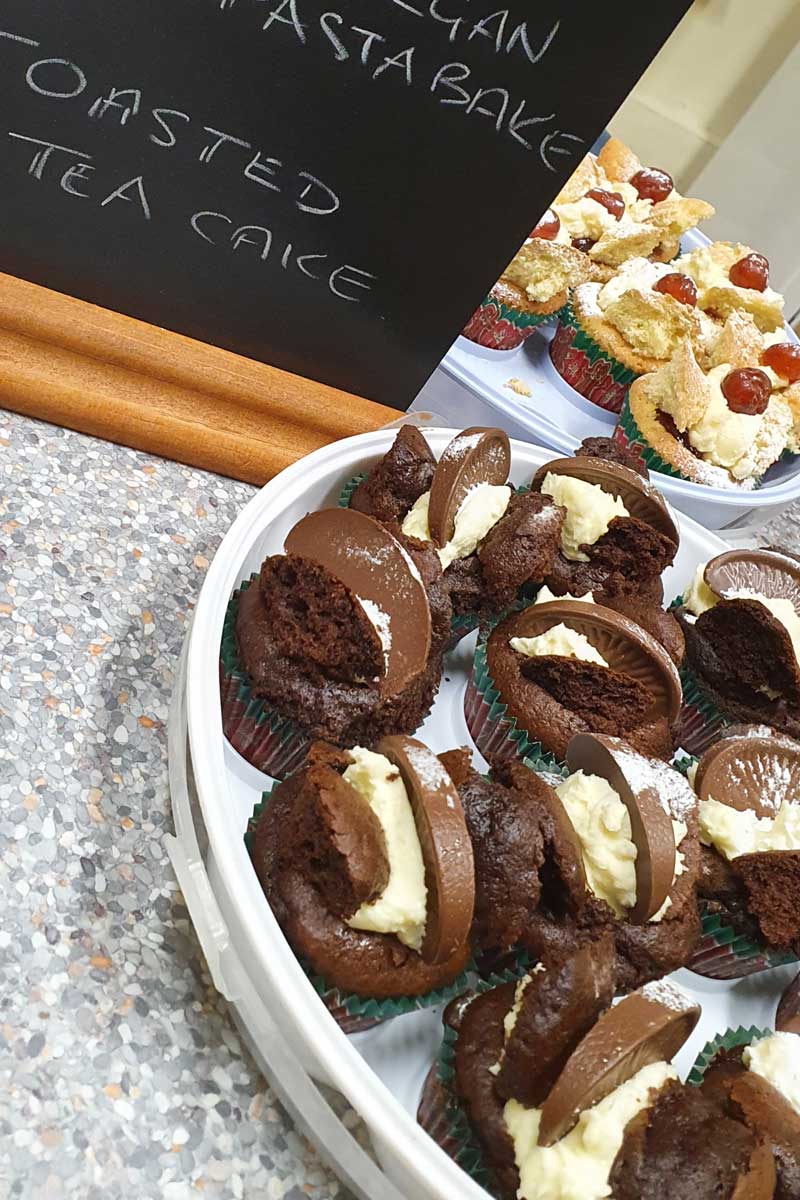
[0,273,396,483]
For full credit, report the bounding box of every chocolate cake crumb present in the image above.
[734,850,800,951]
[349,425,436,523]
[477,492,565,608]
[259,554,383,683]
[273,747,389,919]
[687,599,800,712]
[610,1079,769,1199]
[519,655,652,733]
[495,938,615,1107]
[577,436,649,478]
[440,756,544,953]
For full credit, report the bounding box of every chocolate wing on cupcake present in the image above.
[476,594,682,765]
[531,450,684,662]
[250,736,475,1007]
[691,726,800,960]
[678,550,800,741]
[351,427,566,625]
[228,506,451,776]
[422,949,706,1200]
[519,734,700,989]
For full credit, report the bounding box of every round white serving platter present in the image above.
[415,229,800,533]
[167,429,796,1200]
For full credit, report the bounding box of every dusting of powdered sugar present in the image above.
[357,597,392,672]
[640,979,697,1014]
[345,542,393,568]
[403,743,455,806]
[612,745,697,820]
[574,282,603,319]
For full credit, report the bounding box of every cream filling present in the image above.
[505,1062,676,1200]
[533,585,596,606]
[743,1033,800,1115]
[699,796,800,860]
[555,772,686,920]
[401,484,511,570]
[554,183,651,244]
[343,747,427,951]
[540,473,628,563]
[356,597,392,675]
[489,966,546,1077]
[683,563,800,665]
[511,625,608,666]
[675,244,784,311]
[597,256,674,309]
[684,364,771,478]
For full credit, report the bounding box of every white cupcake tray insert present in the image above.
[167,429,795,1200]
[412,231,800,534]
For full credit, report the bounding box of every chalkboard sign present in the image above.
[0,2,691,409]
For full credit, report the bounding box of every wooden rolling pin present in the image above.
[0,272,397,484]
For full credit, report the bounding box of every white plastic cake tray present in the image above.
[414,230,800,534]
[167,429,796,1200]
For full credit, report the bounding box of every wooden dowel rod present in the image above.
[0,274,399,483]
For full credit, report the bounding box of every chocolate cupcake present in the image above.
[689,727,800,977]
[676,550,800,749]
[225,506,449,777]
[530,450,684,663]
[520,734,700,990]
[250,736,475,1023]
[348,426,565,631]
[694,1027,800,1199]
[467,591,682,766]
[419,947,711,1200]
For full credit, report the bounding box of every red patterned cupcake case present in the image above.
[462,290,548,351]
[549,302,638,415]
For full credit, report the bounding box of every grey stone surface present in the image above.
[0,411,357,1200]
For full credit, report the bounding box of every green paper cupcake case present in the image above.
[613,395,687,480]
[676,663,732,758]
[244,790,485,1035]
[462,288,551,352]
[417,1023,497,1195]
[416,952,540,1196]
[688,908,797,980]
[549,298,638,415]
[687,1025,772,1086]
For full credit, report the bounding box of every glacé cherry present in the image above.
[721,368,771,415]
[530,210,561,241]
[761,342,800,384]
[629,168,674,204]
[585,188,625,221]
[729,253,769,292]
[653,273,698,307]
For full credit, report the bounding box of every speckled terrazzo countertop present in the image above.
[0,409,357,1200]
[4,408,800,1200]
